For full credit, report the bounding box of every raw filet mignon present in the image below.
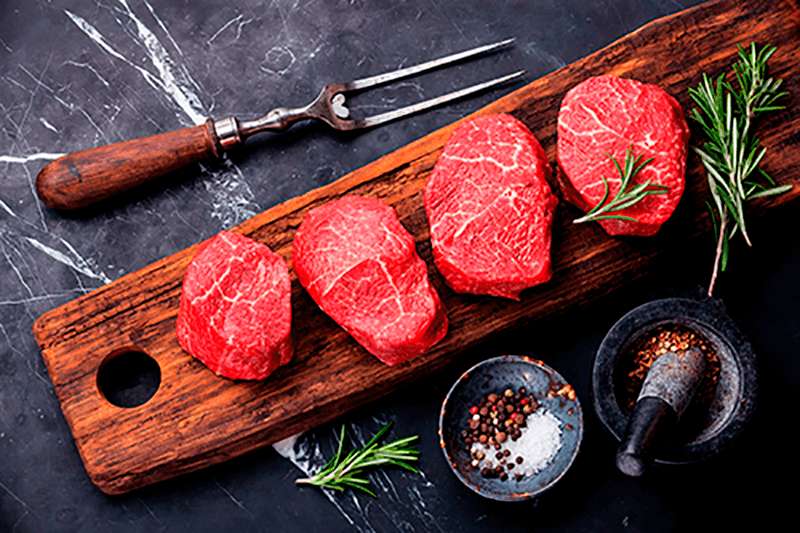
[424,113,558,300]
[292,195,448,365]
[176,231,293,380]
[557,75,690,236]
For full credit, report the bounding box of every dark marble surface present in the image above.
[1,0,795,531]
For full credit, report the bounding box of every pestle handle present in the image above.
[616,397,676,477]
[36,120,222,211]
[616,347,707,477]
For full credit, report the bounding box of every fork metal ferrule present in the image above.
[213,107,302,151]
[213,116,243,151]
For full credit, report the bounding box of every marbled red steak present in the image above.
[292,195,448,365]
[176,231,293,380]
[424,113,558,300]
[557,75,690,236]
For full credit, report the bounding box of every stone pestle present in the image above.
[616,346,707,476]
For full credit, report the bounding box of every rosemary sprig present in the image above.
[295,422,419,497]
[688,42,791,296]
[573,145,667,224]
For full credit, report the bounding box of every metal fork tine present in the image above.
[346,38,517,92]
[234,38,522,137]
[358,70,525,128]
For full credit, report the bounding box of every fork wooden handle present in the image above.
[36,119,223,211]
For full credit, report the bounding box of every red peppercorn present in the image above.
[520,398,528,405]
[470,405,478,415]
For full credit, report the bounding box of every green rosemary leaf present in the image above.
[689,42,792,295]
[756,166,777,186]
[581,175,609,219]
[295,422,419,497]
[580,214,640,222]
[748,183,793,199]
[573,145,665,225]
[706,201,719,239]
[329,425,346,465]
[720,232,729,272]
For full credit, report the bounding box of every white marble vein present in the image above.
[0,199,16,217]
[63,60,111,87]
[118,0,205,125]
[143,0,184,56]
[24,237,111,284]
[37,118,59,133]
[65,8,203,126]
[0,36,12,53]
[0,323,49,385]
[62,1,260,225]
[207,14,255,47]
[0,153,64,164]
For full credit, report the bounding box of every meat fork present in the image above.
[36,39,523,211]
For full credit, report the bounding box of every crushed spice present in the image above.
[614,323,721,435]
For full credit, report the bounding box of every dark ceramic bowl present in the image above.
[591,297,757,464]
[439,355,583,502]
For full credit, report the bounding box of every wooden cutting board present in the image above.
[32,0,800,495]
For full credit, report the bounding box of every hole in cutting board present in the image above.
[97,350,161,408]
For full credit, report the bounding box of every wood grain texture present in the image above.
[35,120,222,210]
[32,0,800,494]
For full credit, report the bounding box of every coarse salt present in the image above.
[503,408,562,476]
[469,406,563,479]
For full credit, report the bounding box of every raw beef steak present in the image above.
[292,195,448,365]
[176,231,293,380]
[424,113,558,300]
[557,75,690,236]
